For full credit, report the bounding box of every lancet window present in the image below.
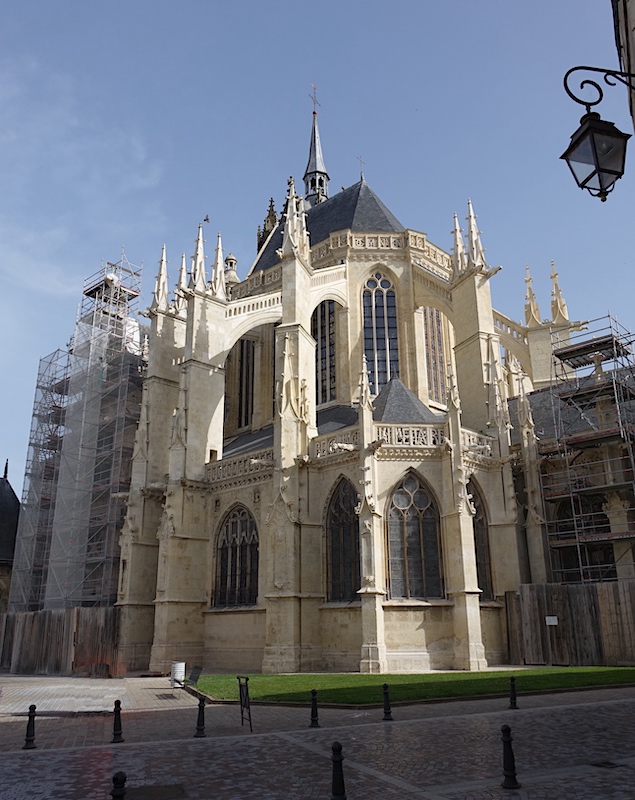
[326,478,360,601]
[387,473,442,599]
[237,338,255,429]
[311,300,336,405]
[423,306,447,404]
[214,506,259,606]
[362,273,399,395]
[466,480,493,600]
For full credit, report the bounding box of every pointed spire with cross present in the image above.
[303,85,330,207]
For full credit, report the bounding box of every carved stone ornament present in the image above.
[265,471,297,524]
[157,510,176,541]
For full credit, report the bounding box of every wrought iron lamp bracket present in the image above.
[564,66,635,113]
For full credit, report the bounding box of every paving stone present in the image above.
[0,675,634,798]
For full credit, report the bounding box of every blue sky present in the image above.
[1,1,633,492]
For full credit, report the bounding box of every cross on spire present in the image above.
[309,84,320,113]
[357,155,365,179]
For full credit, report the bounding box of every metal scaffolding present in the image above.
[540,315,635,583]
[9,255,146,611]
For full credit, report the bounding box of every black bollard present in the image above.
[111,771,127,798]
[310,688,320,728]
[509,676,518,710]
[112,699,124,743]
[22,704,37,750]
[501,724,520,789]
[382,683,393,721]
[331,741,347,799]
[194,696,206,738]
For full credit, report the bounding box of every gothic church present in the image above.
[117,111,573,674]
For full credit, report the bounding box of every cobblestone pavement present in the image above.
[0,676,634,798]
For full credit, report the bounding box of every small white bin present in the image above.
[170,661,186,689]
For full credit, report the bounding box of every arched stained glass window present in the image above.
[467,480,493,600]
[327,478,360,601]
[387,473,442,599]
[214,506,259,606]
[311,300,336,405]
[363,273,399,395]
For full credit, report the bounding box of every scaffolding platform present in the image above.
[9,254,147,612]
[540,315,635,584]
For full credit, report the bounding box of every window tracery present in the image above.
[386,473,442,599]
[363,273,399,395]
[311,300,336,405]
[214,506,259,606]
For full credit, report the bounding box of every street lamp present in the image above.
[561,66,635,201]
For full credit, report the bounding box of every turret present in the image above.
[303,110,329,207]
[224,253,239,289]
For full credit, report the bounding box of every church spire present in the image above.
[524,265,541,327]
[211,231,227,301]
[150,244,169,313]
[190,223,207,293]
[451,213,467,278]
[303,105,329,208]
[466,199,487,271]
[550,260,569,324]
[173,253,188,315]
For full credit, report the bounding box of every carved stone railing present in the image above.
[374,424,447,447]
[461,429,495,451]
[312,427,360,458]
[206,448,274,483]
[493,311,529,345]
[230,266,281,300]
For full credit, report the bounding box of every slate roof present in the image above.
[222,405,359,458]
[373,378,445,424]
[249,179,405,274]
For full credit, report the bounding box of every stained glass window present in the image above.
[311,300,336,405]
[363,273,399,395]
[327,478,360,601]
[237,338,254,429]
[387,473,442,599]
[214,506,258,606]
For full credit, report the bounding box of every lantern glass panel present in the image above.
[566,136,596,185]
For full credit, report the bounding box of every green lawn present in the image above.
[195,666,635,705]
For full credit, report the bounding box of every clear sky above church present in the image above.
[1,1,632,489]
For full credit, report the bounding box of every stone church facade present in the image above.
[116,112,575,674]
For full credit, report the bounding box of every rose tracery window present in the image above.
[214,506,259,606]
[387,473,442,599]
[363,273,399,395]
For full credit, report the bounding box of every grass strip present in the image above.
[196,666,635,706]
